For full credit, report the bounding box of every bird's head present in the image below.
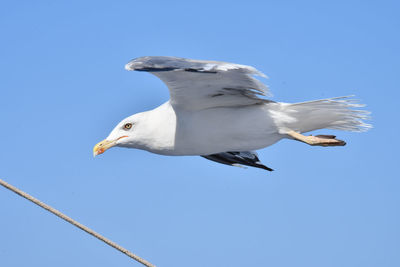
[93,113,145,157]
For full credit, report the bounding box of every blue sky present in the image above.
[0,1,399,266]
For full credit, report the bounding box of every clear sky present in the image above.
[0,1,399,266]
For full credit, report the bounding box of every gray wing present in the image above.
[201,151,273,171]
[125,56,271,110]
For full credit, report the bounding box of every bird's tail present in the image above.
[276,96,371,134]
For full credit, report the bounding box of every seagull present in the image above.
[93,56,370,171]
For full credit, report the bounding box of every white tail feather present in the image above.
[279,96,371,133]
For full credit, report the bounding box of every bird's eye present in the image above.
[123,123,133,130]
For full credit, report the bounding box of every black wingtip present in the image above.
[201,151,274,172]
[258,164,274,172]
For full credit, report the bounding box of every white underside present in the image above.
[119,97,370,156]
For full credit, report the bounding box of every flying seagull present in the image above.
[93,56,370,171]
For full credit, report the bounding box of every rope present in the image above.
[0,178,155,267]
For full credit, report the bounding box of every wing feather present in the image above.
[125,56,271,110]
[201,151,273,171]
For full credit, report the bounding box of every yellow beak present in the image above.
[93,139,117,157]
[93,136,129,157]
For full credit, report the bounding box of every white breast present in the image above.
[140,102,283,156]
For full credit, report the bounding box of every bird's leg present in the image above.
[287,130,346,147]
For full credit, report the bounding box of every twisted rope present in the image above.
[0,178,155,267]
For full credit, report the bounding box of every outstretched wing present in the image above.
[201,151,273,171]
[125,56,270,110]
